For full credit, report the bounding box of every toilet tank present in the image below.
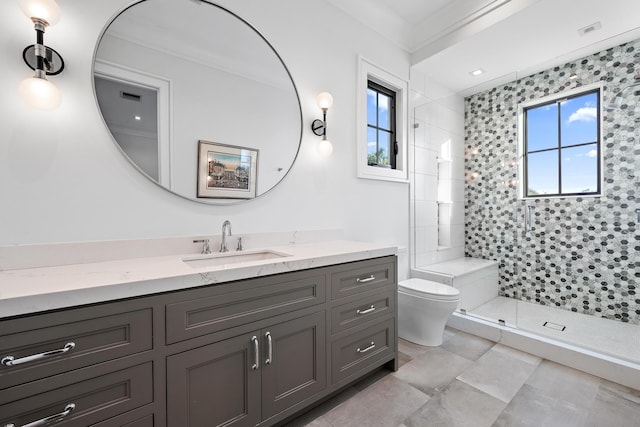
[411,258,498,311]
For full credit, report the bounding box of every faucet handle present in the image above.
[236,237,243,251]
[193,239,212,255]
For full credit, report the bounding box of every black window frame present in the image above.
[523,88,601,198]
[367,80,397,169]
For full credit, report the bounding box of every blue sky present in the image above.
[526,92,598,194]
[367,88,391,163]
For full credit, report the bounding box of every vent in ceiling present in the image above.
[577,22,602,36]
[120,91,142,102]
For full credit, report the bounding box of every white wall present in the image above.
[0,0,410,277]
[410,69,465,268]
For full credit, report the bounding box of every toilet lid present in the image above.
[399,278,460,299]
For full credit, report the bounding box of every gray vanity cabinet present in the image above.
[166,311,326,426]
[0,255,397,426]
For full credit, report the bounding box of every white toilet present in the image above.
[398,278,460,346]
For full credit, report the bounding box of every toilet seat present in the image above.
[399,278,460,302]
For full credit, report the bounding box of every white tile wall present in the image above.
[415,200,438,227]
[410,70,465,269]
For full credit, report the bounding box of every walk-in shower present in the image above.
[410,39,639,388]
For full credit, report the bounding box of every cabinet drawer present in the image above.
[330,289,395,335]
[0,362,153,427]
[0,308,153,390]
[331,318,395,385]
[92,412,153,427]
[331,258,396,300]
[166,274,326,344]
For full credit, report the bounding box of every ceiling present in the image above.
[325,0,640,96]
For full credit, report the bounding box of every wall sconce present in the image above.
[311,92,333,156]
[19,0,64,110]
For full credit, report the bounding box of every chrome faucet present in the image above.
[220,220,232,252]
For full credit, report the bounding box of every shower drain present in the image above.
[543,321,566,331]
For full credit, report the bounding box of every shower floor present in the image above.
[465,296,639,364]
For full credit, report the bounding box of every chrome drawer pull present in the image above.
[356,305,376,315]
[356,341,376,354]
[1,342,76,367]
[265,332,273,365]
[251,336,259,370]
[5,403,76,427]
[356,275,376,283]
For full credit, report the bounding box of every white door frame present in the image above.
[94,59,173,188]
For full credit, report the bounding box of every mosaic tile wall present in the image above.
[464,39,640,324]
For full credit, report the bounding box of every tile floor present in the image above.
[283,327,640,427]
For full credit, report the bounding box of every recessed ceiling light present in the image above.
[470,68,484,76]
[134,115,141,121]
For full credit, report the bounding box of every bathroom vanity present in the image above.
[0,240,397,426]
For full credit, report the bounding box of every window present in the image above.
[367,81,397,169]
[357,57,408,182]
[521,86,602,198]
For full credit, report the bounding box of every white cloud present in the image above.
[567,107,597,124]
[586,149,598,157]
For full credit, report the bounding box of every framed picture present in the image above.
[197,140,258,199]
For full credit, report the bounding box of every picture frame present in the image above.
[197,140,258,199]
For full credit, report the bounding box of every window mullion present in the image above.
[375,92,380,163]
[557,100,563,194]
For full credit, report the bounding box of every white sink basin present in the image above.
[182,249,292,269]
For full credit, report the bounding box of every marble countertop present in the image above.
[0,240,396,318]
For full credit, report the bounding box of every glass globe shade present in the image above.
[19,76,62,110]
[20,0,60,25]
[316,92,333,110]
[317,138,333,157]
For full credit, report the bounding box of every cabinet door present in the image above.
[261,311,326,420]
[167,332,261,427]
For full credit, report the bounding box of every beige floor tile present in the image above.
[585,382,640,427]
[525,360,600,407]
[493,384,588,427]
[398,337,431,359]
[353,367,390,391]
[281,386,359,426]
[298,416,333,427]
[490,343,542,365]
[392,347,474,395]
[398,350,413,368]
[456,344,540,403]
[322,375,429,427]
[403,380,506,427]
[598,379,640,404]
[441,329,495,361]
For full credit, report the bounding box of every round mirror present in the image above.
[93,0,302,204]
